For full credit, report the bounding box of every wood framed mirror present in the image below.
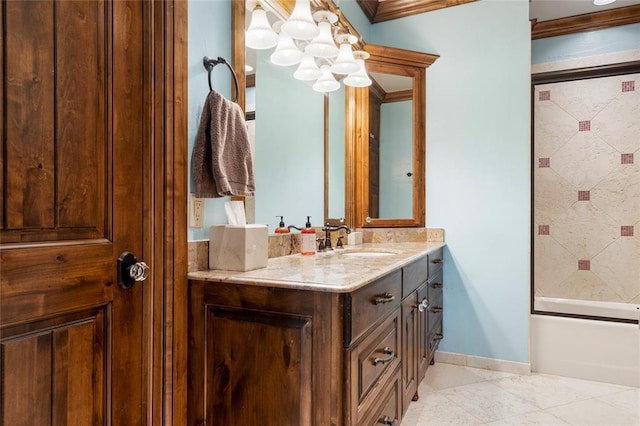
[346,44,438,228]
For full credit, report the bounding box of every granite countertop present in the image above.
[188,241,445,293]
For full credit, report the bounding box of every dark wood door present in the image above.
[1,1,152,424]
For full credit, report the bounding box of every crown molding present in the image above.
[357,0,476,24]
[531,4,640,40]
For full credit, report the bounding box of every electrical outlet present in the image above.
[189,194,205,227]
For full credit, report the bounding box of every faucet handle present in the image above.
[336,236,344,249]
[317,238,326,251]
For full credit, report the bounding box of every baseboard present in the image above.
[434,350,531,376]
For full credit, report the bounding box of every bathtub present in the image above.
[531,297,640,387]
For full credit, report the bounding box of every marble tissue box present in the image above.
[209,224,268,272]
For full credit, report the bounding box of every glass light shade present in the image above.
[593,0,616,4]
[313,65,340,93]
[305,21,338,58]
[293,55,321,81]
[330,43,359,75]
[343,59,371,87]
[246,7,279,50]
[280,0,319,41]
[270,32,303,66]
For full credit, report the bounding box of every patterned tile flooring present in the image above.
[401,363,639,425]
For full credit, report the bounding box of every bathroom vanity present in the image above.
[188,242,444,425]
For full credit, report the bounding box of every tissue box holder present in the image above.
[209,225,268,272]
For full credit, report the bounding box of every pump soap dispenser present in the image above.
[275,216,289,234]
[300,216,316,256]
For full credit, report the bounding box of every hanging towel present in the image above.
[192,90,255,198]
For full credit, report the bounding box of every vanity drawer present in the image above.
[427,270,443,304]
[357,368,402,426]
[402,256,428,298]
[345,269,402,346]
[428,247,444,278]
[427,292,443,336]
[348,308,401,408]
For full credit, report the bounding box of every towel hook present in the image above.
[203,56,239,103]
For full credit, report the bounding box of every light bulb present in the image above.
[280,0,318,40]
[246,6,279,50]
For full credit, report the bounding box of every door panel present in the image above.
[1,0,147,424]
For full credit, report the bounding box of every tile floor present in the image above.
[401,363,640,426]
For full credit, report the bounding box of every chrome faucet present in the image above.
[321,223,351,251]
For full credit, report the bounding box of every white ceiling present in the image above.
[530,0,640,22]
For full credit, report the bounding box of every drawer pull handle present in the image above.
[373,292,395,305]
[431,282,443,289]
[433,333,444,342]
[378,415,398,425]
[431,258,443,264]
[430,306,443,313]
[372,347,396,365]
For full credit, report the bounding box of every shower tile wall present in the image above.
[533,73,640,304]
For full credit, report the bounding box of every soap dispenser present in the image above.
[275,216,289,234]
[300,216,316,256]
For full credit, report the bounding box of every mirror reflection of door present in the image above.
[369,71,414,219]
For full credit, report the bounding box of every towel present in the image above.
[192,90,255,198]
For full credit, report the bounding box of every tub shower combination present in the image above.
[532,70,640,388]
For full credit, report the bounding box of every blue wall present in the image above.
[188,0,233,241]
[532,23,640,64]
[368,0,532,363]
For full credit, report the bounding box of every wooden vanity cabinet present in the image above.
[188,249,444,426]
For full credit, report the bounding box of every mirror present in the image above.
[233,0,358,232]
[346,44,438,228]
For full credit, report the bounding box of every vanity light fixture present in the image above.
[246,0,372,93]
[246,4,279,50]
[280,0,319,40]
[330,34,359,75]
[343,51,372,87]
[313,65,341,93]
[294,54,322,80]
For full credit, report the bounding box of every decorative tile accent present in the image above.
[539,90,551,101]
[621,226,634,237]
[578,120,591,132]
[578,191,590,201]
[538,225,550,235]
[621,81,635,92]
[578,260,591,271]
[621,153,634,164]
[538,158,550,168]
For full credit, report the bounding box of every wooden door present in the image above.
[0,1,162,424]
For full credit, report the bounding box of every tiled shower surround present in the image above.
[533,73,640,304]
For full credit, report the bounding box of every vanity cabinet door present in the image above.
[401,289,421,413]
[188,281,339,426]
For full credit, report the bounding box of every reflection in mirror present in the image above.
[368,71,413,219]
[238,0,358,232]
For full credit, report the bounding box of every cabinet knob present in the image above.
[417,298,428,312]
[430,306,443,313]
[378,415,398,425]
[372,347,396,366]
[431,282,444,289]
[373,292,395,305]
[431,258,443,264]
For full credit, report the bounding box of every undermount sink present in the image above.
[340,251,396,258]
